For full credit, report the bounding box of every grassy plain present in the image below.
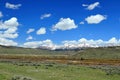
[0,62,120,80]
[0,46,120,80]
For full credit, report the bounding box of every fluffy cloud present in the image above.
[23,39,55,49]
[85,14,107,24]
[36,27,46,35]
[23,41,40,48]
[79,21,84,24]
[82,2,100,10]
[0,11,3,18]
[108,37,117,43]
[5,2,21,9]
[27,28,35,34]
[26,35,33,41]
[0,17,19,46]
[22,37,120,50]
[40,13,51,19]
[62,37,120,48]
[0,38,18,46]
[52,18,77,31]
[4,17,19,26]
[0,17,19,38]
[107,37,118,46]
[0,33,18,39]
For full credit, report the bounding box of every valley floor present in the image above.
[0,62,120,80]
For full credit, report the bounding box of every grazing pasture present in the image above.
[0,46,120,80]
[0,62,120,80]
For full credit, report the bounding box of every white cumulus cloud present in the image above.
[5,2,21,9]
[0,17,19,46]
[0,17,19,38]
[0,38,18,46]
[27,28,35,34]
[22,37,120,50]
[52,18,77,31]
[62,37,120,48]
[4,17,19,28]
[107,37,118,46]
[85,14,107,24]
[26,35,33,41]
[40,13,51,19]
[23,39,54,49]
[36,27,46,35]
[82,2,100,10]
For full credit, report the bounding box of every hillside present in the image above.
[70,46,120,59]
[0,46,120,80]
[0,45,120,59]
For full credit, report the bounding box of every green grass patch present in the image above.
[0,62,120,80]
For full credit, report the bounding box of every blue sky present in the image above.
[0,0,120,48]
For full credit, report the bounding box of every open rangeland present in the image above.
[0,46,120,80]
[0,62,120,80]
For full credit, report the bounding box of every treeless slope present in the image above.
[0,54,120,66]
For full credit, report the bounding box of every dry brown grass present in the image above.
[0,54,120,66]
